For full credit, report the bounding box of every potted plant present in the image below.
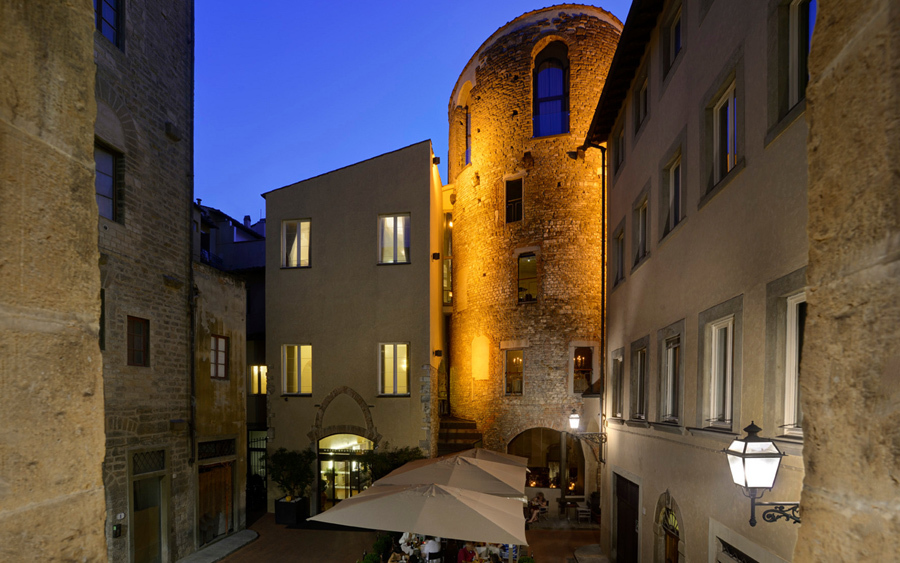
[267,446,317,525]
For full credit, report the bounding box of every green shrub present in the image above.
[266,447,317,499]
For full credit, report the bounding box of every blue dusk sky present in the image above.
[195,1,633,222]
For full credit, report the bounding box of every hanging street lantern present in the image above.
[568,409,581,430]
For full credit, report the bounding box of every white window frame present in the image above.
[379,343,410,395]
[282,344,312,395]
[660,337,680,424]
[668,158,682,231]
[708,316,734,428]
[713,82,737,183]
[282,219,310,268]
[610,353,624,418]
[210,335,228,379]
[378,213,411,264]
[632,347,648,421]
[504,349,524,396]
[784,292,806,436]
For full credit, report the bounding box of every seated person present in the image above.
[527,492,548,523]
[457,542,476,563]
[421,537,441,560]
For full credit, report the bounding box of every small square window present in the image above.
[713,83,737,183]
[505,349,523,395]
[517,253,538,303]
[380,343,409,395]
[210,335,228,379]
[506,179,523,223]
[283,344,311,394]
[127,316,149,367]
[282,219,310,268]
[250,365,267,395]
[94,143,118,221]
[378,214,411,264]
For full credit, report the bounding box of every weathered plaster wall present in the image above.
[796,0,900,559]
[448,6,620,454]
[0,1,106,560]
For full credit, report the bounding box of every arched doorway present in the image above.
[317,433,373,512]
[654,490,684,563]
[507,427,585,508]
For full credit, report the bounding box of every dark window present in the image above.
[795,0,817,103]
[506,179,523,223]
[517,253,538,303]
[94,144,117,220]
[465,106,471,165]
[533,42,569,137]
[94,0,119,46]
[127,316,149,366]
[211,335,228,379]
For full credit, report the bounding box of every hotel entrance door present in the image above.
[317,433,373,513]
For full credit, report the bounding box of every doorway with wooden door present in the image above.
[614,473,640,563]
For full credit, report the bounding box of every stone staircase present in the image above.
[437,416,482,456]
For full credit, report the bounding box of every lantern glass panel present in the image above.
[727,454,746,486]
[727,439,745,454]
[746,440,780,454]
[745,457,781,488]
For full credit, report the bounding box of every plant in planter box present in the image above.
[267,446,316,525]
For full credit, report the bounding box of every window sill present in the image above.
[624,419,650,428]
[211,377,230,381]
[650,421,685,435]
[281,394,312,398]
[774,434,804,456]
[377,261,412,266]
[281,265,311,270]
[505,394,524,398]
[698,158,746,211]
[607,417,625,426]
[765,99,806,148]
[531,131,574,141]
[518,299,538,306]
[377,394,411,398]
[686,426,737,442]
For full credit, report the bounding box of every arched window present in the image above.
[533,42,569,137]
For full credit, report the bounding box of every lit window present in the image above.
[250,365,268,395]
[506,179,523,223]
[282,219,310,268]
[784,293,806,435]
[533,42,569,137]
[95,144,118,220]
[380,343,409,395]
[708,317,734,428]
[94,0,119,46]
[283,344,312,395]
[573,347,593,394]
[210,335,228,379]
[660,337,681,423]
[610,354,624,418]
[517,253,538,303]
[127,316,149,367]
[713,82,737,182]
[505,350,523,395]
[378,214,410,264]
[789,0,817,107]
[631,346,648,420]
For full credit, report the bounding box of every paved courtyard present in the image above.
[219,513,602,563]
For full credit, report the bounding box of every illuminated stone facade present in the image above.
[447,6,621,453]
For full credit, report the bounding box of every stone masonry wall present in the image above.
[95,0,196,560]
[0,2,106,560]
[795,0,900,559]
[449,7,620,449]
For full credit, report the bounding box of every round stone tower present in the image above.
[447,6,621,450]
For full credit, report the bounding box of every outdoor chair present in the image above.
[576,502,591,523]
[426,551,443,563]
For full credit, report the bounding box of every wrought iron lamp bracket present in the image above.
[744,488,801,526]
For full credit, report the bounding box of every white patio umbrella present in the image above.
[444,448,529,468]
[376,455,526,498]
[307,483,528,545]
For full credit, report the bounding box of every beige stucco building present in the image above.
[584,0,812,560]
[263,140,445,513]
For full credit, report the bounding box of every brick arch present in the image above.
[94,74,140,157]
[502,421,565,450]
[307,386,382,445]
[530,33,573,61]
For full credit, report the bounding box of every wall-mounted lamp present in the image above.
[723,422,800,526]
[568,409,580,430]
[566,408,606,460]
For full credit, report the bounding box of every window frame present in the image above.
[250,365,268,395]
[465,106,472,165]
[532,41,570,138]
[708,316,735,429]
[569,342,599,395]
[282,344,312,395]
[667,157,683,234]
[94,142,120,221]
[379,342,410,396]
[610,349,625,419]
[377,213,411,264]
[632,185,651,270]
[612,219,626,287]
[127,316,149,367]
[630,336,650,421]
[788,0,816,109]
[517,252,538,304]
[210,334,229,380]
[282,219,311,268]
[634,76,649,134]
[783,292,806,436]
[505,178,524,224]
[657,320,685,426]
[713,81,738,184]
[94,0,120,47]
[504,349,524,396]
